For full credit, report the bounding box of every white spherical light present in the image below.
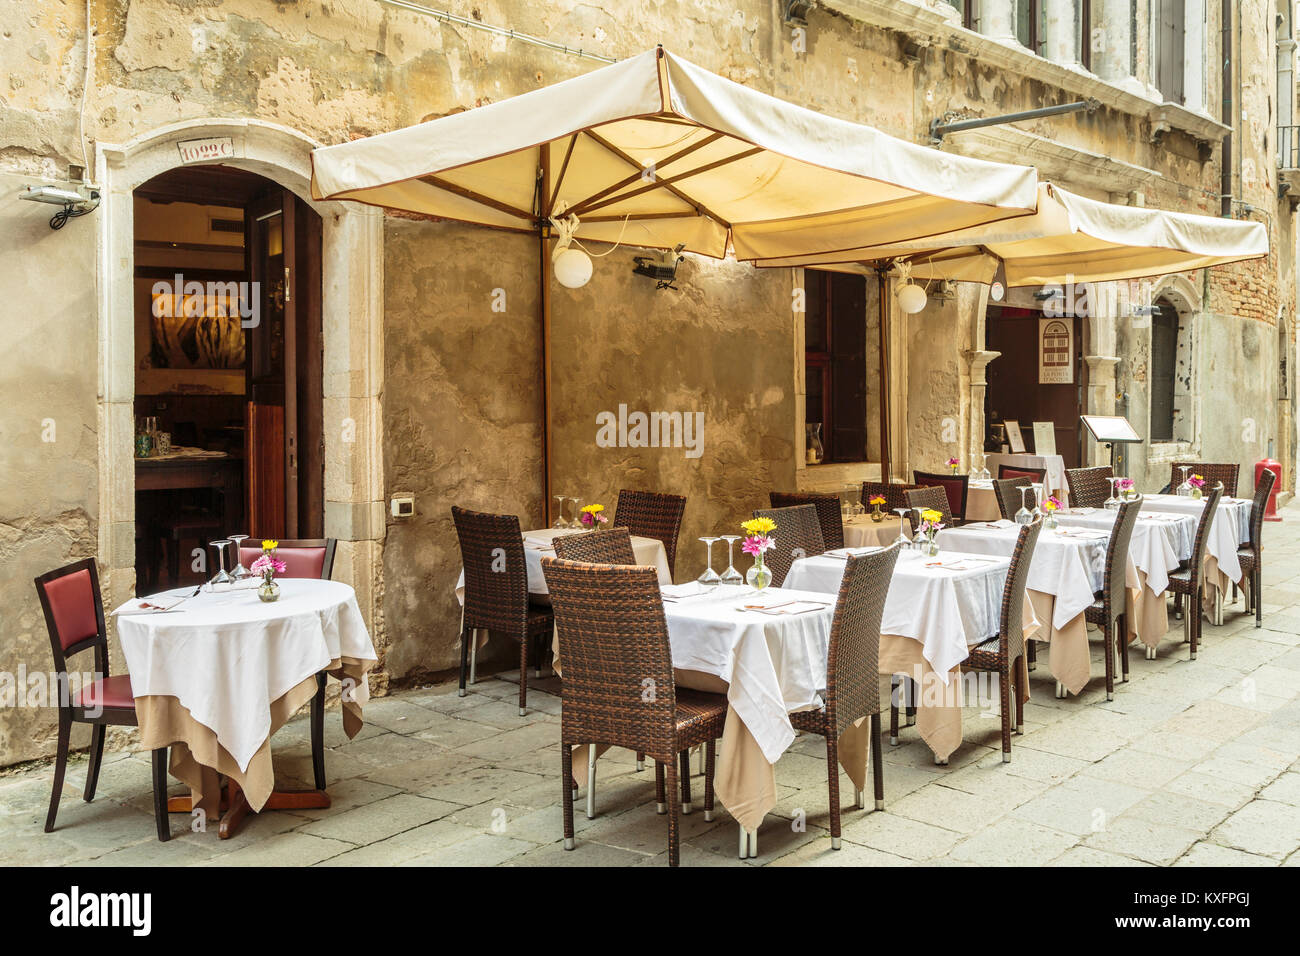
[553,246,593,289]
[897,282,928,314]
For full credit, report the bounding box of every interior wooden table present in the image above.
[134,454,243,530]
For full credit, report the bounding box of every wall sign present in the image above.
[1038,317,1073,384]
[177,137,235,164]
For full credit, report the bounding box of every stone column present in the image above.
[981,0,1019,44]
[1083,355,1121,465]
[1092,0,1142,92]
[1043,0,1080,66]
[964,348,1002,467]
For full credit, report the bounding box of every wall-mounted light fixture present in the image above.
[549,212,594,288]
[20,182,100,230]
[782,0,814,25]
[632,244,685,290]
[893,261,928,314]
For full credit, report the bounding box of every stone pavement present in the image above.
[3,505,1300,867]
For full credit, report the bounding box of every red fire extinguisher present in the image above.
[1256,457,1283,521]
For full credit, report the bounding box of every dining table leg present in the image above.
[585,748,597,820]
[738,826,757,859]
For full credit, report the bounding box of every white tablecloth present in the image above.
[1054,508,1187,595]
[843,514,911,547]
[783,548,1012,682]
[113,579,377,773]
[454,528,672,604]
[661,584,833,765]
[966,479,1001,521]
[985,453,1068,499]
[934,522,1105,630]
[1140,494,1249,584]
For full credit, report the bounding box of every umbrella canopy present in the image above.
[751,183,1270,286]
[310,47,1038,260]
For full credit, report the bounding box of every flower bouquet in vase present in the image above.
[1118,477,1136,500]
[946,456,960,475]
[1043,495,1061,529]
[1187,475,1205,500]
[579,503,608,531]
[918,509,944,556]
[869,495,887,522]
[250,540,287,603]
[740,517,776,590]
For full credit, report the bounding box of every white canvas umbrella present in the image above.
[752,182,1269,288]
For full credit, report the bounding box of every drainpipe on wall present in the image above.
[1220,0,1233,217]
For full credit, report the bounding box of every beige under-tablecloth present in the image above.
[135,655,372,816]
[843,516,910,548]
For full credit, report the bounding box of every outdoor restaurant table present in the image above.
[112,578,377,833]
[984,452,1068,499]
[843,513,910,548]
[551,582,840,836]
[784,547,1039,762]
[966,478,1001,521]
[1139,493,1252,619]
[453,527,672,606]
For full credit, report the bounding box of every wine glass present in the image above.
[228,534,250,579]
[208,539,233,586]
[1015,487,1034,525]
[696,537,721,589]
[719,535,743,586]
[1105,477,1121,510]
[568,496,582,529]
[1177,465,1192,497]
[893,507,910,546]
[976,455,990,482]
[553,494,569,528]
[1030,482,1044,518]
[911,506,928,550]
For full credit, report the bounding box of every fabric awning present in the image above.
[310,47,1039,260]
[752,183,1269,286]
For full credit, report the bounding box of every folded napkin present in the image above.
[824,546,884,559]
[740,598,830,615]
[113,596,189,616]
[202,577,262,593]
[968,519,1015,530]
[1070,507,1098,515]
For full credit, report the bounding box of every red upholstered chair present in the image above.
[997,464,1047,484]
[238,538,337,789]
[913,471,969,523]
[34,558,170,841]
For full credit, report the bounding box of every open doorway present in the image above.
[132,165,323,590]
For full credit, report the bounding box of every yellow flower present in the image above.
[580,503,604,514]
[920,509,943,524]
[262,539,278,551]
[742,517,776,535]
[1191,475,1203,482]
[869,495,886,505]
[1044,500,1058,511]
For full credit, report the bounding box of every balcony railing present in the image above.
[1280,126,1300,170]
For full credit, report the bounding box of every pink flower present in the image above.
[741,535,773,557]
[946,457,959,467]
[580,511,608,527]
[1188,475,1205,489]
[250,555,287,575]
[1118,478,1134,491]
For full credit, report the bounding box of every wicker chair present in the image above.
[1236,469,1276,628]
[34,558,170,841]
[614,489,687,578]
[237,537,336,789]
[1170,462,1239,498]
[1084,498,1141,700]
[948,520,1043,763]
[914,471,969,522]
[1165,484,1224,660]
[750,504,825,587]
[992,476,1032,520]
[452,506,555,715]
[861,481,921,516]
[1065,466,1114,509]
[996,464,1047,483]
[553,527,637,565]
[903,485,953,533]
[790,544,900,849]
[770,491,844,550]
[543,558,726,867]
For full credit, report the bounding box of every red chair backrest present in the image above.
[913,472,968,520]
[998,466,1047,483]
[238,540,334,579]
[41,567,100,651]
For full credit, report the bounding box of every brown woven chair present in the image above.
[949,520,1043,763]
[1065,466,1114,509]
[543,558,726,867]
[1165,484,1224,660]
[613,489,687,578]
[452,506,555,715]
[914,470,969,522]
[1236,469,1276,628]
[790,544,901,849]
[1084,498,1141,700]
[770,491,844,550]
[34,558,170,841]
[750,504,825,587]
[903,485,953,533]
[992,476,1032,520]
[1170,462,1239,498]
[861,481,921,516]
[553,527,637,565]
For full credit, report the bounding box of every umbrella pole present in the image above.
[539,151,553,526]
[877,269,892,482]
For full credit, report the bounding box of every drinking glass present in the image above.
[840,484,854,517]
[719,535,743,586]
[228,534,250,578]
[553,494,569,528]
[1015,487,1034,525]
[208,539,233,585]
[975,455,990,482]
[697,537,721,589]
[1031,482,1044,518]
[911,507,928,551]
[893,507,911,546]
[1177,465,1193,497]
[568,496,582,529]
[1105,477,1121,510]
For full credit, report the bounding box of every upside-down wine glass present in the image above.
[1177,465,1193,497]
[553,494,569,528]
[893,507,911,547]
[719,535,743,587]
[1015,487,1034,525]
[228,534,250,579]
[208,539,233,586]
[1105,477,1122,510]
[697,537,721,589]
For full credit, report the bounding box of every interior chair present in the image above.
[34,558,170,841]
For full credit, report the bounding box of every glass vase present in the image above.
[871,503,884,523]
[746,554,772,591]
[258,576,280,603]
